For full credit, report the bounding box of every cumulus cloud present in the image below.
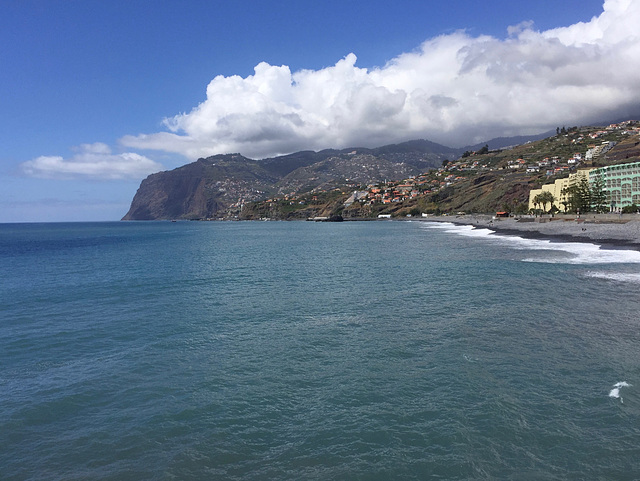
[20,143,164,180]
[122,0,640,159]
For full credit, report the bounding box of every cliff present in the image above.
[122,154,280,220]
[123,140,461,220]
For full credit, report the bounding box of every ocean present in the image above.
[1,220,639,480]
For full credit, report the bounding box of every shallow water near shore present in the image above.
[1,221,639,480]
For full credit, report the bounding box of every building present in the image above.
[589,161,640,210]
[528,169,593,211]
[585,141,618,161]
[530,161,640,212]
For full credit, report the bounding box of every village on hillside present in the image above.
[237,120,640,220]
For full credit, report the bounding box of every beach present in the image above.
[424,214,640,248]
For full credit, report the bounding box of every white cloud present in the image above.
[122,0,640,158]
[20,142,164,180]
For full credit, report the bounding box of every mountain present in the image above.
[240,123,640,220]
[463,131,556,152]
[123,129,609,220]
[123,139,462,220]
[122,154,280,220]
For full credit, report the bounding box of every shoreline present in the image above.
[420,215,640,250]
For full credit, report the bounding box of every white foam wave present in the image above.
[586,272,640,284]
[521,242,640,264]
[422,222,640,265]
[422,222,456,229]
[609,381,631,399]
[423,222,496,237]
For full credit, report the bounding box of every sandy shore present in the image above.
[422,214,640,249]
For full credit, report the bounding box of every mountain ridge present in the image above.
[122,132,564,220]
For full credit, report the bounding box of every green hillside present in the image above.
[241,122,640,220]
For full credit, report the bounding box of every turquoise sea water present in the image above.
[1,220,639,480]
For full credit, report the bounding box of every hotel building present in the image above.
[529,161,640,212]
[589,161,640,210]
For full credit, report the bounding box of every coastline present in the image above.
[421,214,640,250]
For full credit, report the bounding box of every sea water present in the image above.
[1,220,639,480]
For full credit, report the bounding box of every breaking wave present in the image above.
[585,272,640,283]
[423,222,640,265]
[609,381,631,399]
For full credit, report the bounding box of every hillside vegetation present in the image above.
[241,122,640,220]
[123,122,640,221]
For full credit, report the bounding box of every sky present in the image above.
[2,0,638,222]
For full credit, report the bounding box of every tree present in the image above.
[576,175,592,212]
[590,176,608,213]
[561,185,576,213]
[500,202,513,215]
[513,201,529,215]
[535,191,555,213]
[477,144,489,155]
[563,174,591,213]
[540,190,556,211]
[532,194,541,213]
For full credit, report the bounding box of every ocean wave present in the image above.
[609,381,631,399]
[423,222,640,265]
[425,223,492,235]
[521,242,640,264]
[585,272,640,283]
[422,221,456,229]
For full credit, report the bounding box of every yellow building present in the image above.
[528,169,594,211]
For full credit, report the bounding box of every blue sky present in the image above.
[2,0,636,222]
